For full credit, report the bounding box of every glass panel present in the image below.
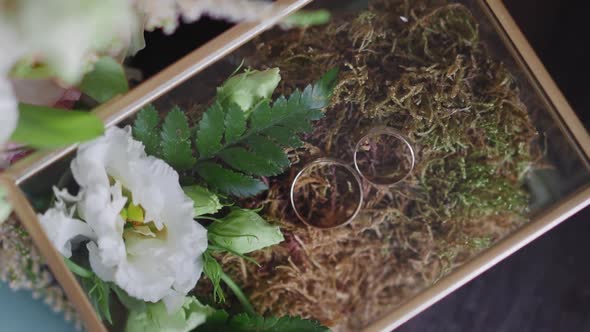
[18,0,590,331]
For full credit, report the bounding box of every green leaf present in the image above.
[161,107,196,170]
[79,56,128,103]
[183,185,222,216]
[81,276,113,324]
[261,126,303,148]
[195,162,267,197]
[224,103,247,144]
[304,67,339,110]
[207,243,260,266]
[11,103,104,148]
[64,258,93,278]
[207,208,284,254]
[203,252,225,303]
[112,285,146,312]
[125,297,215,332]
[194,309,230,332]
[245,135,290,170]
[133,105,161,156]
[218,147,283,176]
[196,102,225,158]
[217,68,281,112]
[229,314,330,332]
[192,68,338,197]
[282,9,332,28]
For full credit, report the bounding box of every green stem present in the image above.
[220,271,255,316]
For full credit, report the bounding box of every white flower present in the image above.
[40,126,207,312]
[135,0,281,35]
[38,188,96,257]
[9,0,137,84]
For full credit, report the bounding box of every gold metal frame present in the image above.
[2,0,589,331]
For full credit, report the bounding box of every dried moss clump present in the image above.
[206,0,540,330]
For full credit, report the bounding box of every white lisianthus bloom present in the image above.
[40,126,208,312]
[38,188,96,257]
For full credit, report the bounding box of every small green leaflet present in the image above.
[282,10,331,28]
[195,162,268,197]
[132,105,160,156]
[195,313,330,332]
[79,56,129,103]
[194,67,339,197]
[11,103,104,148]
[202,251,225,303]
[64,258,113,324]
[195,102,225,159]
[231,314,330,332]
[161,107,196,170]
[132,105,196,170]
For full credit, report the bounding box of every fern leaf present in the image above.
[224,102,246,144]
[261,126,303,148]
[195,162,267,197]
[245,135,290,170]
[161,107,196,170]
[196,102,225,158]
[133,105,160,156]
[193,68,338,196]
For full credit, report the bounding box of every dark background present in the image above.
[132,1,590,331]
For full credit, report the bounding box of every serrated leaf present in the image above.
[161,107,196,170]
[192,68,338,197]
[196,102,225,158]
[195,162,267,197]
[306,67,339,110]
[219,147,283,176]
[11,103,104,148]
[224,103,246,144]
[248,100,275,131]
[133,105,160,156]
[246,135,290,170]
[261,126,303,147]
[229,314,330,332]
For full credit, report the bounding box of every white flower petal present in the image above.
[162,290,186,314]
[39,196,96,258]
[87,242,115,282]
[71,126,207,304]
[76,182,127,267]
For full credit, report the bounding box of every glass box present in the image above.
[3,0,590,331]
